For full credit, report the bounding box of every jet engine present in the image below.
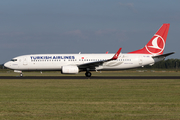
[61,66,79,74]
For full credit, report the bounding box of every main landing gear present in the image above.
[85,71,91,77]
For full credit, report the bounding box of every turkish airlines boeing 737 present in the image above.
[4,23,174,77]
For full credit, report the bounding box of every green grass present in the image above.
[0,77,180,119]
[0,69,180,76]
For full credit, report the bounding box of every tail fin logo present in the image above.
[148,36,161,49]
[145,34,165,54]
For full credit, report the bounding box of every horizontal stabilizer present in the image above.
[152,52,175,58]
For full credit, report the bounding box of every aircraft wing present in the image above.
[152,52,175,58]
[78,48,122,70]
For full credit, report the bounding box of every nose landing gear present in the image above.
[20,73,23,77]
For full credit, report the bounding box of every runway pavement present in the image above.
[0,76,180,79]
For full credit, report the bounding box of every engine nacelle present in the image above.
[61,66,79,74]
[14,70,22,73]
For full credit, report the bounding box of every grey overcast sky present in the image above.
[0,0,179,63]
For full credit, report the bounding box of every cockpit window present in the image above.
[11,59,17,62]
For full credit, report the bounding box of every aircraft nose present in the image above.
[4,62,10,68]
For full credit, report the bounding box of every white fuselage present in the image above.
[4,53,162,71]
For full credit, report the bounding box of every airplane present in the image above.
[4,23,174,77]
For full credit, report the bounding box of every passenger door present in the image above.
[23,57,28,65]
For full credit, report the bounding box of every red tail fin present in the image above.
[128,23,170,55]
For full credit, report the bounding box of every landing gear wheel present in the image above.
[85,71,92,77]
[20,73,23,77]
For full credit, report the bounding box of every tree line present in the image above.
[144,59,180,69]
[0,59,180,69]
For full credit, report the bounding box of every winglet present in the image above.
[111,48,122,60]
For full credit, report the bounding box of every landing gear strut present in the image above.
[20,73,23,77]
[85,71,91,77]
